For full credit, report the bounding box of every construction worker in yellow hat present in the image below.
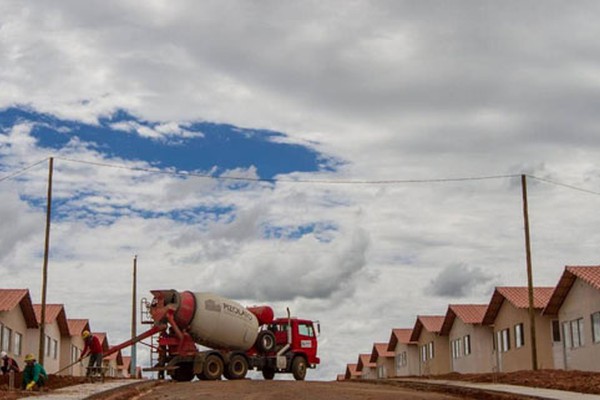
[79,330,104,377]
[21,353,48,391]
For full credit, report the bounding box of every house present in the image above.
[336,374,345,381]
[410,315,449,376]
[544,266,600,371]
[387,328,418,377]
[105,346,124,377]
[0,289,38,367]
[32,304,70,373]
[120,355,132,378]
[344,363,361,380]
[369,342,395,378]
[356,353,376,379]
[62,319,91,376]
[482,286,555,372]
[440,304,493,374]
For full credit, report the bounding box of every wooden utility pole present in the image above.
[38,157,54,364]
[131,255,137,377]
[521,174,538,370]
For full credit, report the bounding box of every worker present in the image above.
[1,351,20,374]
[21,353,47,391]
[78,330,103,376]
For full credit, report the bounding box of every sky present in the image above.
[2,0,600,380]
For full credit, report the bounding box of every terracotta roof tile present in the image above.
[440,304,488,336]
[410,315,445,341]
[345,363,361,379]
[369,342,394,363]
[545,266,600,316]
[93,332,110,352]
[0,289,37,328]
[356,353,375,371]
[483,286,554,325]
[0,289,29,311]
[387,328,415,352]
[33,304,70,336]
[67,319,90,336]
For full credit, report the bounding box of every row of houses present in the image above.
[0,288,136,377]
[341,265,600,380]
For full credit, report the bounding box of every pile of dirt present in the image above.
[425,369,600,395]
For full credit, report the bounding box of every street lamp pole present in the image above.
[131,255,137,377]
[38,157,54,364]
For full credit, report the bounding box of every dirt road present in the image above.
[130,380,466,400]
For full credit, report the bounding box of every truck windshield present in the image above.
[298,324,314,337]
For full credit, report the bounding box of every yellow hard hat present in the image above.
[82,330,91,339]
[24,353,36,362]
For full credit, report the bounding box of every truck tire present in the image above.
[262,366,275,380]
[171,362,194,382]
[256,330,276,353]
[225,354,248,380]
[291,356,307,381]
[203,354,224,380]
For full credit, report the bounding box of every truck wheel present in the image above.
[256,331,276,353]
[262,366,275,380]
[171,362,194,382]
[226,354,248,380]
[203,354,224,380]
[291,356,307,381]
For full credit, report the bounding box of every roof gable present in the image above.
[545,266,600,316]
[410,315,445,342]
[356,353,375,371]
[33,304,70,336]
[387,328,415,352]
[67,319,91,336]
[440,304,488,336]
[0,289,37,328]
[369,342,394,363]
[483,286,554,325]
[344,363,361,379]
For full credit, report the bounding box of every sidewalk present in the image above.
[25,379,145,400]
[394,378,600,400]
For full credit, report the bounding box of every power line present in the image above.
[55,156,519,185]
[0,158,49,183]
[527,175,600,196]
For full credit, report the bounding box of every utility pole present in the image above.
[521,174,538,370]
[131,255,137,377]
[39,157,54,364]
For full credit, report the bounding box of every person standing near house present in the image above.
[78,330,103,376]
[1,351,20,374]
[21,353,47,391]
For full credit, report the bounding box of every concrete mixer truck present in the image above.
[128,290,321,381]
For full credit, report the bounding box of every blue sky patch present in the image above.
[0,106,338,180]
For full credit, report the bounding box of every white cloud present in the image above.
[4,0,600,380]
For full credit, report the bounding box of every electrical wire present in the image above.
[527,175,600,196]
[55,156,520,185]
[0,158,49,183]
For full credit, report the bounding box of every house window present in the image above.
[45,335,52,357]
[1,326,12,353]
[499,329,510,353]
[395,351,407,368]
[563,321,572,348]
[14,333,22,357]
[552,320,561,342]
[53,339,58,359]
[451,338,462,359]
[592,312,600,343]
[515,323,525,348]
[571,318,584,348]
[464,335,471,356]
[421,345,427,362]
[428,341,434,359]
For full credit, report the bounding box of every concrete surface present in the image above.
[28,379,144,400]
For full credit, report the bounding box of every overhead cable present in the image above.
[0,158,49,183]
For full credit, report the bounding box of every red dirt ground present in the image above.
[421,369,600,394]
[0,373,95,399]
